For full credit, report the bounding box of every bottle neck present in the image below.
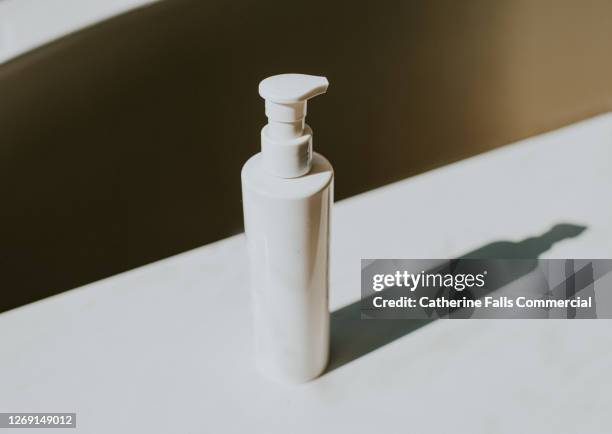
[260,124,313,179]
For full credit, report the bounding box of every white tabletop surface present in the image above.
[1,113,611,433]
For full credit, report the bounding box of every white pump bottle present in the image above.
[241,74,333,383]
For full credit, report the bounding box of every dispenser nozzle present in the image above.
[258,73,329,178]
[259,74,329,104]
[259,74,328,139]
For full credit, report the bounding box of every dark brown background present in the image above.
[1,0,611,312]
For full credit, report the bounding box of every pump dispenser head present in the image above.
[259,74,329,178]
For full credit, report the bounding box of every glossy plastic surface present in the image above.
[241,152,333,383]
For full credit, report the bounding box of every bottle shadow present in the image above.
[326,223,587,373]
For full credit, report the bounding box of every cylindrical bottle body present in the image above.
[241,153,333,383]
